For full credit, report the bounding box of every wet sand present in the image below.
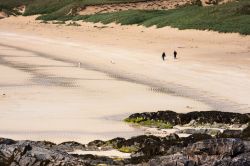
[0,16,249,143]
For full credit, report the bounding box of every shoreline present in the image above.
[1,110,250,165]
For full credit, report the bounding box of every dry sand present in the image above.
[0,16,249,143]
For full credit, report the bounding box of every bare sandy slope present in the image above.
[0,16,249,143]
[0,12,8,19]
[78,0,234,15]
[79,0,189,15]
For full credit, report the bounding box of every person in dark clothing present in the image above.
[162,52,166,61]
[174,50,177,59]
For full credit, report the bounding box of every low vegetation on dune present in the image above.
[0,0,249,34]
[0,0,30,15]
[0,0,151,16]
[49,0,249,35]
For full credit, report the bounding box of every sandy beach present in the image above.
[0,16,249,143]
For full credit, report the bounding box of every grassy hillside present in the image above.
[44,0,249,35]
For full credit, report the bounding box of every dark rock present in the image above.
[128,110,181,125]
[148,154,191,166]
[178,128,221,135]
[106,137,126,148]
[183,134,213,146]
[229,152,250,166]
[126,111,250,127]
[214,152,250,166]
[122,135,161,148]
[186,138,244,156]
[180,111,249,125]
[0,130,249,166]
[0,138,86,165]
[56,141,85,152]
[242,124,250,140]
[243,141,250,152]
[167,133,180,141]
[218,130,243,138]
[0,138,17,145]
[36,141,56,148]
[87,140,106,148]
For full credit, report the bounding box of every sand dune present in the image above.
[0,16,249,143]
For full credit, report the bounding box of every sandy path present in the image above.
[0,16,250,143]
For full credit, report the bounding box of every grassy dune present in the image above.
[0,0,151,15]
[0,0,249,34]
[53,0,249,35]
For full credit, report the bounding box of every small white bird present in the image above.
[78,62,81,68]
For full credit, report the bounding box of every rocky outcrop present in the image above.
[217,124,250,140]
[147,138,250,166]
[1,134,250,166]
[0,139,86,165]
[1,110,249,165]
[125,110,250,128]
[56,141,85,152]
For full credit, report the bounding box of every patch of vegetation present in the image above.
[118,146,138,153]
[57,0,249,35]
[124,117,173,129]
[191,0,202,6]
[23,0,151,17]
[236,3,250,15]
[67,21,81,26]
[0,0,31,15]
[124,117,145,123]
[0,0,152,18]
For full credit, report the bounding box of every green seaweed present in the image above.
[125,117,173,129]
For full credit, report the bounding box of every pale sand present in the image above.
[0,16,249,143]
[69,150,131,158]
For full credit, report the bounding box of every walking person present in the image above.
[174,50,177,59]
[162,52,166,61]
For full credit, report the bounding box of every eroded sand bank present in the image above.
[0,16,249,143]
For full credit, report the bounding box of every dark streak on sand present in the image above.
[0,43,247,113]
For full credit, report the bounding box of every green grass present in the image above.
[52,0,249,35]
[0,0,31,15]
[124,117,173,129]
[0,0,31,10]
[24,0,151,16]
